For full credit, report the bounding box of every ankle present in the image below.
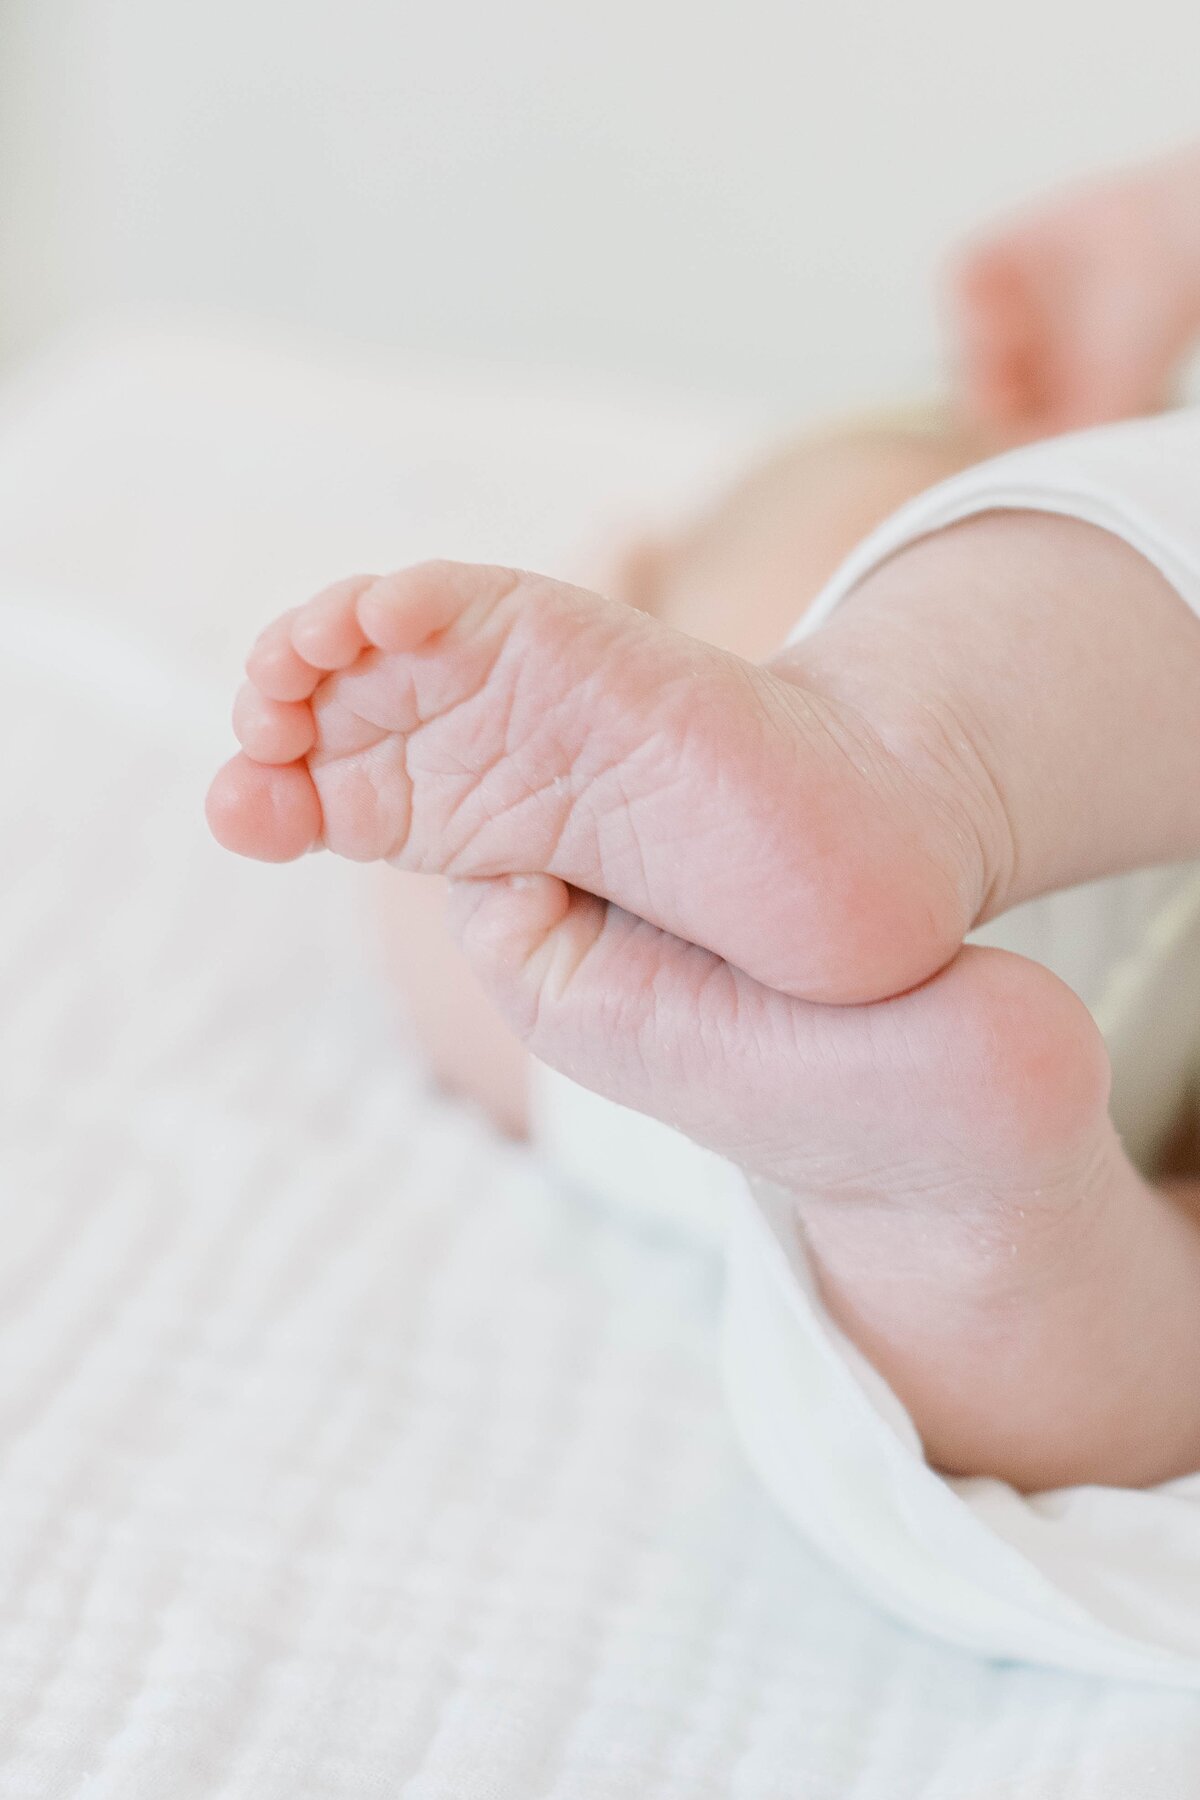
[801,509,1200,920]
[778,607,1014,932]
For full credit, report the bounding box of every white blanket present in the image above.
[2,324,1197,1796]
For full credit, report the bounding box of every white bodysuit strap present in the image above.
[796,407,1200,641]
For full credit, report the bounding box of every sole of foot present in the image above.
[207,560,997,1004]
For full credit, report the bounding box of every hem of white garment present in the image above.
[721,1186,1200,1687]
[792,480,1200,642]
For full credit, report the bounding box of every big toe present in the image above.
[205,753,323,862]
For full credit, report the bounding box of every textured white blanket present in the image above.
[2,327,1197,1796]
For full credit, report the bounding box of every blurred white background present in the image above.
[3,0,1199,416]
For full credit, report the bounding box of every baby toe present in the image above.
[357,561,519,653]
[246,611,324,702]
[232,682,316,764]
[205,753,323,862]
[290,574,376,670]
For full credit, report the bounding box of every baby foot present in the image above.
[207,561,1005,1004]
[950,145,1200,439]
[451,871,1197,1491]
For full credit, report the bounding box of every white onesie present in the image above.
[534,408,1200,1688]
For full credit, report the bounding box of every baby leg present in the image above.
[432,512,1200,1488]
[367,866,529,1136]
[208,511,1200,1487]
[453,881,1200,1491]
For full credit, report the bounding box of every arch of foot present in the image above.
[534,406,1200,1687]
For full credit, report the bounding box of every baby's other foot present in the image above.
[452,873,1200,1490]
[207,560,1005,1003]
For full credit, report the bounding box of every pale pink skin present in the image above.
[950,140,1200,441]
[368,420,996,1142]
[208,494,1200,1495]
